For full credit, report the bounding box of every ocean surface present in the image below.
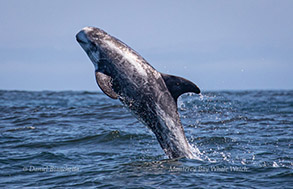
[0,90,292,188]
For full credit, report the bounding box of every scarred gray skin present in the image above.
[76,27,200,159]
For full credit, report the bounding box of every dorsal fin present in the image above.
[95,71,118,99]
[161,73,200,102]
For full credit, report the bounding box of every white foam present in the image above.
[199,93,204,100]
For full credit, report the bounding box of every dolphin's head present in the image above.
[76,27,108,70]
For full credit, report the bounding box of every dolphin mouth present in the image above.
[76,36,87,44]
[76,31,89,45]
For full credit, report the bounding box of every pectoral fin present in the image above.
[95,71,118,99]
[161,73,200,102]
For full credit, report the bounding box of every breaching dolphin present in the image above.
[76,27,201,159]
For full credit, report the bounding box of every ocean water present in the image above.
[0,90,292,188]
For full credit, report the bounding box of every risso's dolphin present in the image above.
[76,27,201,159]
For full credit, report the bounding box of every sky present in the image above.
[0,0,292,91]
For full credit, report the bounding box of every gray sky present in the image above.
[0,0,292,91]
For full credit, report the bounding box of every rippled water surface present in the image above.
[0,90,292,188]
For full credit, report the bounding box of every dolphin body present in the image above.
[76,27,200,159]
